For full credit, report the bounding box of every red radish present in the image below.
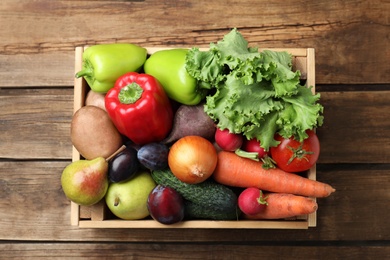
[238,187,268,215]
[215,128,243,151]
[242,138,268,159]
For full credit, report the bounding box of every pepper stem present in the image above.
[75,60,93,78]
[75,68,92,78]
[118,83,143,104]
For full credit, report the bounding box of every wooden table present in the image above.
[1,0,389,258]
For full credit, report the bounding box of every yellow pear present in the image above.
[61,157,108,206]
[105,170,156,220]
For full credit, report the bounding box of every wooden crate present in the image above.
[71,46,317,229]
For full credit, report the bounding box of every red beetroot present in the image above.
[215,128,243,151]
[238,187,268,215]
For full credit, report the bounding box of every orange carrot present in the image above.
[213,151,335,198]
[244,193,318,219]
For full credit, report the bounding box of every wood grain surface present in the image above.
[0,161,388,242]
[1,88,389,163]
[1,0,388,86]
[0,0,389,259]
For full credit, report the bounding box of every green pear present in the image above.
[105,170,156,220]
[61,157,108,206]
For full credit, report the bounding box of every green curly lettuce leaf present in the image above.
[277,86,324,140]
[185,28,324,151]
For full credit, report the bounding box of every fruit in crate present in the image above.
[71,105,123,160]
[137,143,169,170]
[105,171,156,220]
[67,30,335,228]
[61,157,109,206]
[108,146,139,183]
[147,185,185,225]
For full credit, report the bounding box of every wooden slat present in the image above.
[0,0,388,86]
[0,88,73,160]
[76,219,310,230]
[316,90,390,163]
[0,161,388,242]
[1,88,390,163]
[0,243,389,259]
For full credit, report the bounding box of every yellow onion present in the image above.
[168,135,218,184]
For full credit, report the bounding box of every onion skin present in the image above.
[168,136,218,184]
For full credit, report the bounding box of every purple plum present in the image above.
[147,185,184,224]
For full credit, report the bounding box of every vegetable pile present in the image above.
[64,28,335,226]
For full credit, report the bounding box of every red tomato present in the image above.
[270,130,320,173]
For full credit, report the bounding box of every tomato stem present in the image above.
[287,143,314,165]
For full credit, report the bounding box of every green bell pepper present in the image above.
[143,49,209,105]
[75,43,147,93]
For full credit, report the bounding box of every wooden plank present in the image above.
[0,243,389,259]
[316,91,390,163]
[0,51,75,87]
[1,88,390,163]
[0,88,73,160]
[0,0,388,86]
[0,161,388,242]
[76,219,311,230]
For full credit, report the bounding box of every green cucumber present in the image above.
[151,169,237,212]
[184,201,240,220]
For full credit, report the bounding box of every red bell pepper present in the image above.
[105,72,173,145]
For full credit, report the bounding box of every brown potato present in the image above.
[85,90,106,111]
[71,105,122,160]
